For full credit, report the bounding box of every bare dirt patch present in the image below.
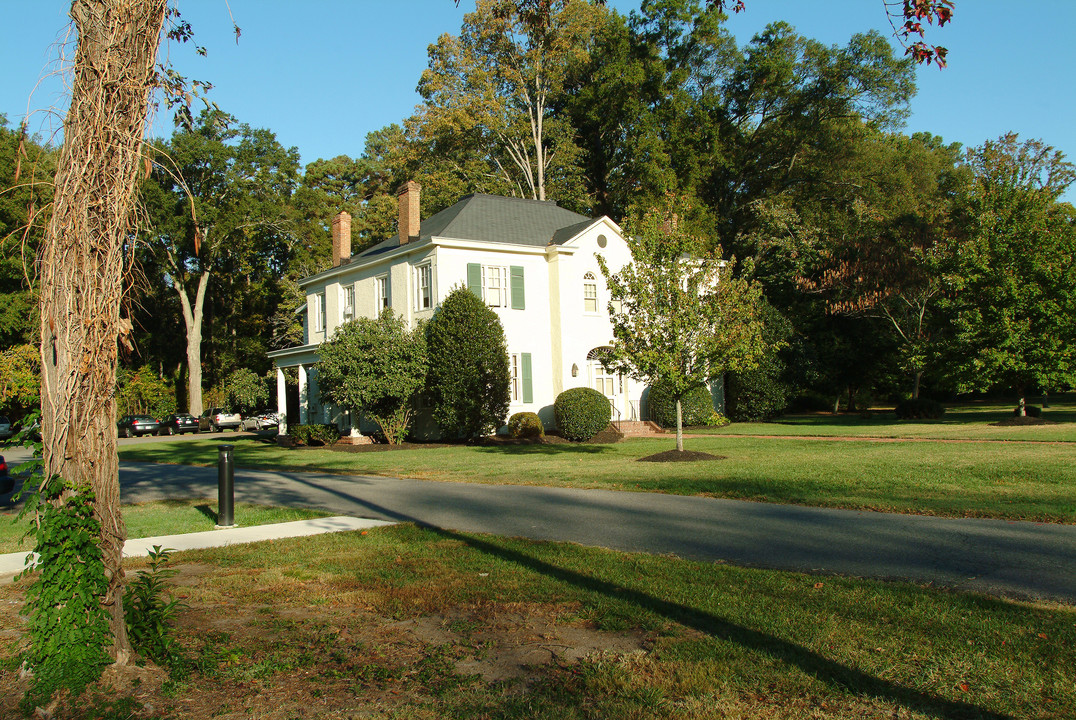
[0,563,649,719]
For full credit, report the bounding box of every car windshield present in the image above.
[133,416,156,422]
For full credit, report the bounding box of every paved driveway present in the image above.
[116,461,1076,605]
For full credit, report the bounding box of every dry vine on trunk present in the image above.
[39,0,168,661]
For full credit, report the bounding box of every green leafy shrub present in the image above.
[507,412,544,438]
[19,477,112,709]
[125,546,185,668]
[554,387,611,441]
[1014,405,1042,417]
[647,381,714,428]
[287,424,340,446]
[894,398,945,420]
[425,288,510,439]
[705,411,731,428]
[726,302,791,421]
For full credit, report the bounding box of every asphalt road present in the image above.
[110,460,1076,605]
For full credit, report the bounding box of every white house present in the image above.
[267,181,644,435]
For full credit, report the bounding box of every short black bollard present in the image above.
[217,444,236,528]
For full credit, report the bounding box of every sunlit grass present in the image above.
[129,524,1076,719]
[119,431,1076,522]
[0,499,331,554]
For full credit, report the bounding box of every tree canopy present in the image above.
[599,195,768,450]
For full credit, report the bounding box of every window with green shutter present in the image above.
[467,263,483,299]
[510,266,525,309]
[521,352,532,403]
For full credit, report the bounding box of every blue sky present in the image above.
[3,1,1074,202]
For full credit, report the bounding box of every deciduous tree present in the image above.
[598,195,767,451]
[37,0,169,677]
[317,310,428,444]
[142,109,299,415]
[414,0,606,206]
[942,134,1076,413]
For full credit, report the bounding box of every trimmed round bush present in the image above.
[507,412,544,438]
[647,381,714,428]
[894,398,945,420]
[554,387,611,441]
[1013,405,1042,418]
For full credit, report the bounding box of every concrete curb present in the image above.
[0,516,395,578]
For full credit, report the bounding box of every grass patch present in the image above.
[119,432,1076,523]
[2,524,1070,718]
[0,499,331,554]
[695,400,1076,442]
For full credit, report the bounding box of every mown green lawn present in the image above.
[694,400,1076,441]
[10,523,1067,719]
[119,428,1076,523]
[0,499,331,554]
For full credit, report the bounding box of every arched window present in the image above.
[583,272,598,312]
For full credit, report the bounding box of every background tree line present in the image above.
[2,0,1073,427]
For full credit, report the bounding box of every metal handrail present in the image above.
[609,398,621,432]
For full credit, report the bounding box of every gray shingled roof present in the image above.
[354,193,594,260]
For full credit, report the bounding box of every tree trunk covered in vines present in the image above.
[39,0,167,662]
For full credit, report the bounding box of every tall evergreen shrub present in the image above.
[425,288,511,439]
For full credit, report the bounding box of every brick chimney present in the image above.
[397,180,421,245]
[331,211,351,267]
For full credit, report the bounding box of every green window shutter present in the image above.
[467,263,483,299]
[510,266,525,309]
[521,352,533,404]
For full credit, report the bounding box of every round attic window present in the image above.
[597,234,607,248]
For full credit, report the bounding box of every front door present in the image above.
[590,359,622,421]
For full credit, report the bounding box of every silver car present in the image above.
[240,411,279,432]
[0,415,11,440]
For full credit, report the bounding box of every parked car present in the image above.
[1,455,11,495]
[0,415,11,440]
[240,411,279,432]
[199,407,242,432]
[118,415,161,438]
[158,413,200,435]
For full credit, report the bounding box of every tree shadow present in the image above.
[194,503,218,524]
[471,442,613,456]
[328,489,1013,720]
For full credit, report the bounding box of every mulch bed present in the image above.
[637,449,725,463]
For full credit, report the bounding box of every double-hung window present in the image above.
[313,292,326,333]
[375,275,390,312]
[341,285,355,322]
[583,272,598,313]
[467,263,525,309]
[414,263,432,310]
[509,352,533,403]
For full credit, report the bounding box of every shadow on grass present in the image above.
[290,474,1012,720]
[471,442,613,456]
[194,503,218,524]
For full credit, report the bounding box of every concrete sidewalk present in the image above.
[0,516,395,578]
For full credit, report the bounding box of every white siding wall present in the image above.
[436,245,551,416]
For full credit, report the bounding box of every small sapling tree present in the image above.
[598,196,768,451]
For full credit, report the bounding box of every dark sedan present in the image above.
[0,455,11,495]
[158,413,200,435]
[117,415,161,438]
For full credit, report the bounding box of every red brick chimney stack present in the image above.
[331,211,351,267]
[397,180,421,246]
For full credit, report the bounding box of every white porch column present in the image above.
[298,363,309,425]
[276,366,288,435]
